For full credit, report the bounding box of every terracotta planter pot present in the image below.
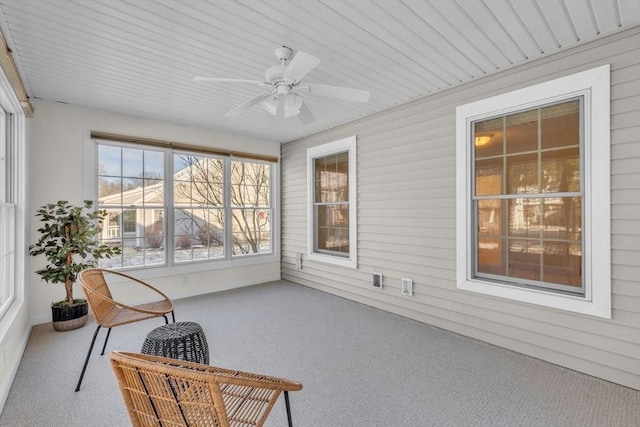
[51,300,89,331]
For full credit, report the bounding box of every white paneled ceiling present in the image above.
[0,0,638,143]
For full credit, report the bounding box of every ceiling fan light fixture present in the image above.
[261,96,279,115]
[283,93,303,118]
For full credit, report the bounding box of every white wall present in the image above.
[281,26,640,389]
[27,99,281,324]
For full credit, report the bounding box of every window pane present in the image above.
[477,237,505,275]
[543,241,582,287]
[231,161,270,206]
[122,239,140,268]
[475,157,503,196]
[99,177,122,200]
[541,148,580,193]
[144,246,165,266]
[122,178,140,194]
[144,209,164,244]
[122,148,143,178]
[144,150,164,178]
[508,198,541,238]
[474,117,503,158]
[98,145,121,176]
[122,209,137,233]
[144,179,164,206]
[477,199,503,237]
[541,100,580,150]
[315,152,348,203]
[542,197,581,241]
[175,207,225,262]
[507,153,538,194]
[232,208,271,255]
[174,180,191,207]
[477,199,507,277]
[506,110,538,154]
[508,239,541,281]
[316,204,349,255]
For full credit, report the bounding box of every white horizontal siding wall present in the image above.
[281,25,640,389]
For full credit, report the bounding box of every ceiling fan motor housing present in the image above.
[265,65,288,87]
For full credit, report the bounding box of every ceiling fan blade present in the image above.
[194,77,265,85]
[303,83,370,103]
[282,51,321,83]
[224,91,273,117]
[298,102,316,125]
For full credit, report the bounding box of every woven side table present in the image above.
[141,321,209,364]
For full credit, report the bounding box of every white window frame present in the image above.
[84,137,279,277]
[456,65,611,318]
[0,65,25,330]
[307,136,357,268]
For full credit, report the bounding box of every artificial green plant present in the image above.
[29,200,121,306]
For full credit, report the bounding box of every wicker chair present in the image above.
[75,268,175,392]
[110,351,303,427]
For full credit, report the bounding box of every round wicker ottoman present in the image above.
[141,321,209,364]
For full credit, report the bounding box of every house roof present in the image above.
[0,0,638,142]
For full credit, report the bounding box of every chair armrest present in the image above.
[113,351,303,392]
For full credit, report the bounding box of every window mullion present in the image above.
[224,157,232,260]
[166,149,174,267]
[502,117,509,278]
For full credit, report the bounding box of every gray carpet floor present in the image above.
[1,280,638,427]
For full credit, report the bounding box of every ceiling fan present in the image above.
[194,46,370,124]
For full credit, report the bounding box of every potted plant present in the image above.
[29,200,121,331]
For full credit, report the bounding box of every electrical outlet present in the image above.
[373,272,383,288]
[401,278,413,296]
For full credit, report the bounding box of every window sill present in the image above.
[457,278,611,319]
[307,252,357,269]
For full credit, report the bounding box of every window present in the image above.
[230,160,272,256]
[0,86,24,324]
[93,139,275,270]
[307,136,357,268]
[456,65,611,318]
[0,106,15,319]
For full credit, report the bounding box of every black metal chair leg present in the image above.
[171,310,175,323]
[75,325,101,392]
[284,391,293,427]
[163,315,168,324]
[100,327,112,356]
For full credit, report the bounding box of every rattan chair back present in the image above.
[78,268,116,325]
[110,351,303,427]
[78,268,174,328]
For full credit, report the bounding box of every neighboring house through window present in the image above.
[456,65,611,318]
[90,137,275,270]
[307,136,357,268]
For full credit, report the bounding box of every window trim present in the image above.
[455,65,611,318]
[84,134,279,275]
[307,136,357,269]
[0,63,26,333]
